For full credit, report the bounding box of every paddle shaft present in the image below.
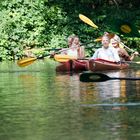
[122,61,140,64]
[44,43,93,52]
[119,42,140,56]
[108,77,140,81]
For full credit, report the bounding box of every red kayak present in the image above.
[89,58,129,71]
[56,59,89,72]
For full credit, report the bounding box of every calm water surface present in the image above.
[0,60,140,140]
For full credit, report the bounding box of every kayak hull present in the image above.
[89,59,129,71]
[56,59,89,72]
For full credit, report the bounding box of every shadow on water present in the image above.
[0,60,140,140]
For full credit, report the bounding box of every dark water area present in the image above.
[0,60,140,140]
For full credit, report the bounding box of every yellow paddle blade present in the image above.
[54,54,77,62]
[94,33,115,42]
[120,24,132,34]
[94,38,102,42]
[17,57,37,67]
[79,14,98,29]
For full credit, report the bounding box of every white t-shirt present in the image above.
[92,46,120,62]
[67,49,78,58]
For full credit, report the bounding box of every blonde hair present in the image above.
[113,34,121,43]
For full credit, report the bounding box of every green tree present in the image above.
[0,0,139,60]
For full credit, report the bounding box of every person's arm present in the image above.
[78,46,85,59]
[130,51,139,61]
[118,48,131,61]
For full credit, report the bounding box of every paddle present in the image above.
[54,54,89,62]
[17,57,38,67]
[17,47,73,67]
[79,14,98,29]
[124,61,140,64]
[79,72,140,82]
[119,42,139,56]
[79,14,139,55]
[54,55,77,62]
[17,32,98,67]
[93,34,115,42]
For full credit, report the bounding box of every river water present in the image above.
[0,59,140,140]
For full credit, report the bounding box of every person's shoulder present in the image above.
[94,48,102,54]
[119,47,127,53]
[97,48,103,50]
[95,48,102,52]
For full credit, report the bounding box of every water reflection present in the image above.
[0,61,140,140]
[79,69,140,140]
[78,73,139,131]
[80,69,140,102]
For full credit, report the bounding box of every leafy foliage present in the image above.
[0,0,47,60]
[0,0,139,60]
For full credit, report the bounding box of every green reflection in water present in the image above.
[0,60,140,140]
